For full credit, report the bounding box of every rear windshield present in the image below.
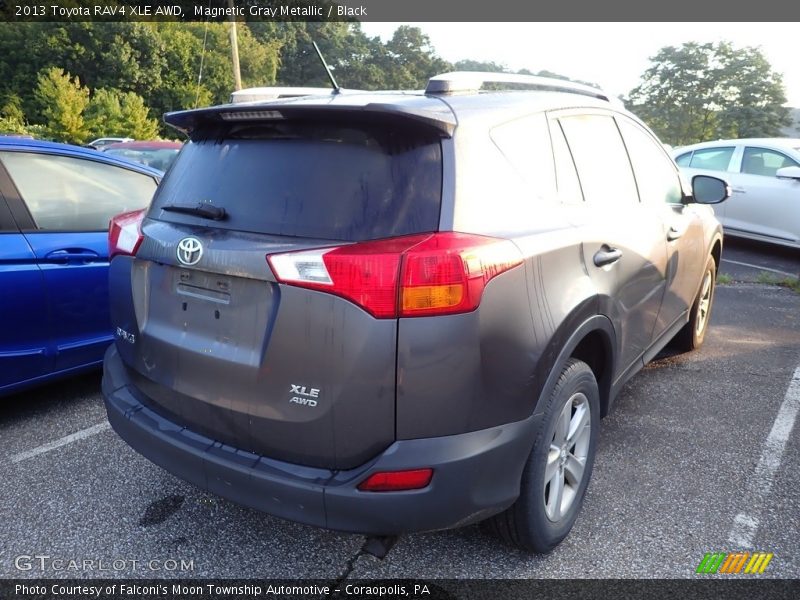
[150,120,443,241]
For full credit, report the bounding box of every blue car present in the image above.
[0,138,161,396]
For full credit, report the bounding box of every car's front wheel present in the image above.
[487,358,599,552]
[674,255,716,352]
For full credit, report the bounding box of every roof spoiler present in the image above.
[164,103,457,138]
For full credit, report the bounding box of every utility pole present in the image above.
[228,0,242,91]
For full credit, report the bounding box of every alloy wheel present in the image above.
[695,270,713,337]
[543,392,592,522]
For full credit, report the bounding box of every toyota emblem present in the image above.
[176,237,203,266]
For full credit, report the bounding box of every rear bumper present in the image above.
[102,345,540,535]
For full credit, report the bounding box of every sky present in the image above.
[359,23,800,107]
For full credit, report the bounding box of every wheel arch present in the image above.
[710,234,722,272]
[533,314,616,421]
[688,233,722,308]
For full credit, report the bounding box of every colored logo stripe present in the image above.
[697,553,726,574]
[745,553,774,574]
[719,552,749,573]
[697,552,773,574]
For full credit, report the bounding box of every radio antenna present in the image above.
[313,41,340,94]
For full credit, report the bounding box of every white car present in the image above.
[673,138,800,248]
[87,137,134,149]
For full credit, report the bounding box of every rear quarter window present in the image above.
[490,113,557,202]
[150,122,443,242]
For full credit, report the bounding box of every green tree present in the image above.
[85,88,159,139]
[273,24,453,91]
[119,91,159,139]
[453,59,507,73]
[0,94,28,134]
[714,43,791,138]
[34,67,90,143]
[383,26,452,89]
[151,22,279,111]
[628,42,791,146]
[85,88,125,136]
[449,61,600,91]
[273,22,390,90]
[0,22,282,136]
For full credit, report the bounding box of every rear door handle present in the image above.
[593,246,623,267]
[45,249,101,263]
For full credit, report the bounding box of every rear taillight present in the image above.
[357,468,434,492]
[399,233,523,317]
[267,232,522,318]
[109,209,146,259]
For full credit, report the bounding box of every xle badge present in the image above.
[290,385,320,407]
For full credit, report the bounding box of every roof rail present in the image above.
[425,71,615,103]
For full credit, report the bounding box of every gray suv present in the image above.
[102,72,729,552]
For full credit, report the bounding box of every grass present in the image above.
[754,271,800,293]
[717,273,733,285]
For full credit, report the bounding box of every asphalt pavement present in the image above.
[1,265,798,582]
[720,237,800,281]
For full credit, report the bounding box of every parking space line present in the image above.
[721,258,796,278]
[728,364,800,548]
[10,421,111,464]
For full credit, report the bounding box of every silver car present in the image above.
[674,138,800,248]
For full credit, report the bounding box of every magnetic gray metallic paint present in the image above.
[103,90,726,537]
[396,265,537,439]
[109,253,398,470]
[103,344,542,535]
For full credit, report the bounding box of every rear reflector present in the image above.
[267,232,522,318]
[357,468,434,492]
[109,209,146,258]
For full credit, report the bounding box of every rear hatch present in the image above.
[111,114,444,469]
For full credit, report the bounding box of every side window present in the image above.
[618,119,683,205]
[550,120,584,205]
[675,152,692,167]
[741,147,799,177]
[0,152,156,231]
[558,114,639,207]
[490,113,557,202]
[687,147,734,172]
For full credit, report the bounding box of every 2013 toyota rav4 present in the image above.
[102,72,729,552]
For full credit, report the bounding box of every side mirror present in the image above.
[776,166,800,180]
[691,175,730,205]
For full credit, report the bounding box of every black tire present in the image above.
[486,358,599,553]
[673,256,716,352]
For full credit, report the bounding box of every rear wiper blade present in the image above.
[161,202,227,221]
